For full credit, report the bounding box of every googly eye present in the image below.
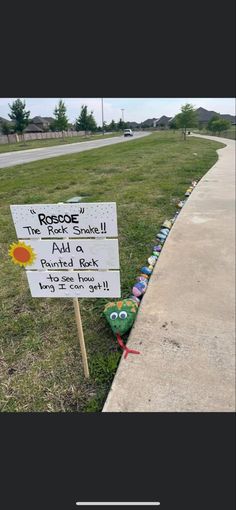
[110,312,118,320]
[119,311,127,320]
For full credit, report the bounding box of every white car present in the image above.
[124,129,133,137]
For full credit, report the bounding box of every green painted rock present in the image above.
[104,299,139,336]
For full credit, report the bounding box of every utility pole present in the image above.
[121,108,125,123]
[101,98,104,134]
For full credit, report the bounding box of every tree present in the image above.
[49,121,56,131]
[169,118,178,132]
[176,103,198,140]
[87,111,97,132]
[117,118,125,131]
[75,105,87,131]
[208,118,231,135]
[108,119,116,131]
[1,121,12,143]
[75,105,97,133]
[1,121,11,135]
[207,115,220,132]
[53,99,68,131]
[8,98,30,134]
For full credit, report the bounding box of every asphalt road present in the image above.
[0,132,150,169]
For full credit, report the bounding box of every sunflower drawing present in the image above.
[9,241,36,267]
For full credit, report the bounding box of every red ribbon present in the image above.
[116,333,140,359]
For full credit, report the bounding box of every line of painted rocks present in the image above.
[103,180,198,342]
[129,180,198,306]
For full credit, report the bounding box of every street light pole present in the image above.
[121,108,125,123]
[101,98,104,134]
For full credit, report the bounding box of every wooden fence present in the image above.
[0,130,90,145]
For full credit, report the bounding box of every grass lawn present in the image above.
[0,132,224,412]
[0,132,122,154]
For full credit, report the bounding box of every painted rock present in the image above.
[148,255,158,266]
[136,275,148,282]
[162,220,172,230]
[129,295,141,306]
[140,266,153,276]
[192,180,197,187]
[152,251,160,257]
[148,265,154,271]
[157,233,167,241]
[153,245,162,252]
[160,228,169,235]
[185,187,193,196]
[177,201,185,208]
[140,273,149,280]
[132,281,148,297]
[104,299,139,335]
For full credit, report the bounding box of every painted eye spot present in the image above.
[119,311,128,320]
[110,312,118,320]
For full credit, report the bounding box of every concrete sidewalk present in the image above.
[103,134,235,412]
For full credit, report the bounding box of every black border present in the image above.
[0,2,235,509]
[0,413,235,509]
[1,1,235,97]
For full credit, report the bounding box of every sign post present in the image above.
[9,202,120,378]
[73,298,90,378]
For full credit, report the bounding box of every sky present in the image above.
[0,98,235,125]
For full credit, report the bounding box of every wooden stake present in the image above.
[73,298,90,378]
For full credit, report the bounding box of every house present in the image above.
[0,116,9,125]
[31,116,55,131]
[141,117,173,128]
[155,115,172,129]
[169,107,235,130]
[23,123,44,133]
[195,107,220,127]
[196,107,236,128]
[141,118,158,128]
[0,116,14,134]
[220,113,236,124]
[126,121,140,129]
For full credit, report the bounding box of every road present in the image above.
[0,132,150,169]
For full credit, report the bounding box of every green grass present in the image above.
[0,132,224,412]
[0,132,122,154]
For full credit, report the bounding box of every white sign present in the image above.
[10,203,118,238]
[26,270,121,298]
[20,239,120,270]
